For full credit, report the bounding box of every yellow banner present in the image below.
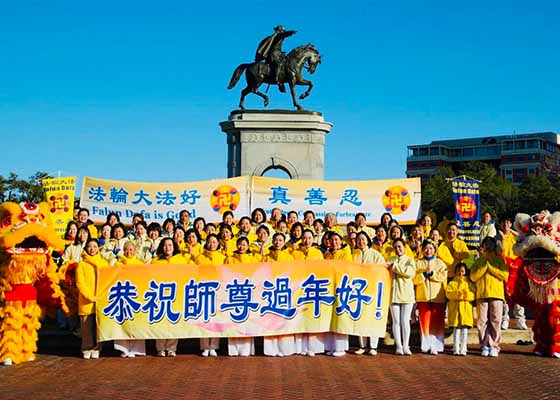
[80,176,251,224]
[252,176,422,225]
[96,260,391,341]
[42,176,77,239]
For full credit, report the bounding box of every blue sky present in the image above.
[1,1,559,188]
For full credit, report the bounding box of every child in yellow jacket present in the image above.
[446,262,476,356]
[75,239,109,359]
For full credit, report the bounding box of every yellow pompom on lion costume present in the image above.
[0,201,68,365]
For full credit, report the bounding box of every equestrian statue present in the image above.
[227,26,322,111]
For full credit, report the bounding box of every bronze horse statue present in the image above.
[227,44,322,111]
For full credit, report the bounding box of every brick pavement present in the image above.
[0,333,558,400]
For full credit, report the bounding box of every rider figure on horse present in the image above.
[255,25,296,93]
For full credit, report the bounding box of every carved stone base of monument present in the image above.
[219,110,333,179]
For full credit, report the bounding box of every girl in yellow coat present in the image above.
[113,242,146,357]
[413,239,447,355]
[75,239,109,359]
[446,262,476,356]
[151,238,189,357]
[184,228,203,260]
[225,237,257,356]
[195,234,225,356]
[263,233,297,356]
[292,229,324,261]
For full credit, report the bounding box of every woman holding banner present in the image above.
[114,242,147,358]
[325,232,352,356]
[292,229,325,356]
[263,233,297,356]
[353,231,386,355]
[225,237,257,356]
[151,238,189,357]
[195,234,225,357]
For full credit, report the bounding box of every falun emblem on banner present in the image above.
[455,195,477,219]
[49,194,70,214]
[210,185,241,214]
[382,186,410,214]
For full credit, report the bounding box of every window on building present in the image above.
[429,147,439,156]
[515,141,526,150]
[463,148,473,157]
[503,141,514,151]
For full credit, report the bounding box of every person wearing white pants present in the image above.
[387,239,416,355]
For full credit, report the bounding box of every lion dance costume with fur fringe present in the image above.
[508,211,560,358]
[0,201,68,365]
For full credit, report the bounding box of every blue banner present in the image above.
[451,178,481,248]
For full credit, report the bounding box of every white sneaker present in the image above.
[430,349,438,355]
[201,350,209,357]
[403,348,412,356]
[158,350,166,357]
[82,351,92,359]
[552,352,560,359]
[277,352,284,357]
[489,348,499,357]
[481,347,490,357]
[460,345,468,356]
[167,351,176,357]
[325,351,333,356]
[354,348,365,355]
[368,349,378,356]
[332,351,345,357]
[395,347,404,355]
[501,320,509,330]
[306,351,315,357]
[127,353,136,358]
[516,320,529,330]
[209,349,218,357]
[2,358,13,366]
[90,350,99,359]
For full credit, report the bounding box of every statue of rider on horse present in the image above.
[228,26,322,111]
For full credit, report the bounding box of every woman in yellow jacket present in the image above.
[113,242,147,357]
[292,229,324,261]
[250,225,272,261]
[75,239,109,359]
[387,238,416,355]
[429,229,454,271]
[224,237,257,356]
[151,238,189,357]
[184,228,203,260]
[219,225,237,258]
[413,239,447,355]
[262,233,297,356]
[385,225,416,259]
[194,234,225,356]
[372,225,392,258]
[470,236,509,357]
[446,262,476,356]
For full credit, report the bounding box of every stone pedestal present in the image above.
[219,110,333,179]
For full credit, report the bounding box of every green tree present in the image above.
[0,171,53,203]
[518,175,560,215]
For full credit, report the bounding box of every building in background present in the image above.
[407,132,560,184]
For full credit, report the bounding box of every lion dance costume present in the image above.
[0,202,68,365]
[509,211,560,358]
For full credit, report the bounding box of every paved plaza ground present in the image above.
[1,328,559,400]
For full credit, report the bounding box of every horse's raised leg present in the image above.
[252,89,269,107]
[239,87,251,110]
[298,78,313,100]
[288,81,303,111]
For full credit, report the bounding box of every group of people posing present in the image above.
[62,207,515,360]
